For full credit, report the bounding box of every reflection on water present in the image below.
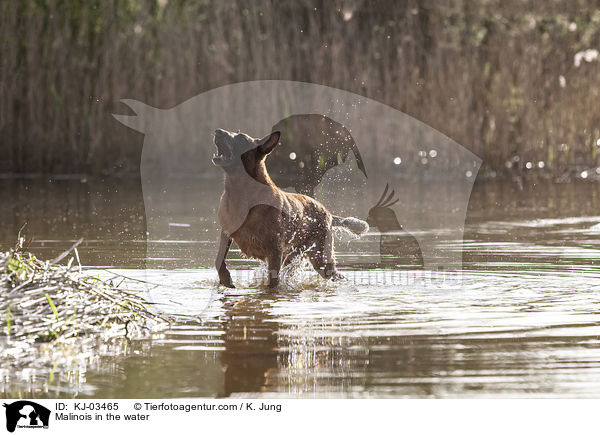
[2,178,600,397]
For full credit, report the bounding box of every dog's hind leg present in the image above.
[266,249,283,289]
[307,228,343,280]
[216,230,234,288]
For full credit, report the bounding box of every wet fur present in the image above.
[216,131,367,288]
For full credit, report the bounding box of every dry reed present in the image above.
[2,1,600,176]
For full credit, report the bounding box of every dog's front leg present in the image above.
[266,249,283,289]
[216,230,234,288]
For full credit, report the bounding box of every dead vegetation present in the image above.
[0,230,170,369]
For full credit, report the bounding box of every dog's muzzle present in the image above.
[212,130,233,165]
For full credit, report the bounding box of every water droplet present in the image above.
[581,170,589,179]
[559,75,566,88]
[393,157,401,165]
[525,162,533,169]
[289,152,296,160]
[465,170,473,178]
[537,161,545,169]
[429,150,437,158]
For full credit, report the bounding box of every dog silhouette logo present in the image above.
[3,401,50,432]
[269,114,368,197]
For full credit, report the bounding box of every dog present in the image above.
[212,128,369,288]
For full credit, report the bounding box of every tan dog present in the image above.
[213,128,368,288]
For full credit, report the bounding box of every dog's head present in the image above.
[212,128,280,175]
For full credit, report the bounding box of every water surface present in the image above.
[2,178,600,398]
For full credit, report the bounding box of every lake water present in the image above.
[2,177,600,398]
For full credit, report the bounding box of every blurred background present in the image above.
[3,0,600,178]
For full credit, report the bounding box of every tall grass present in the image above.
[2,0,600,176]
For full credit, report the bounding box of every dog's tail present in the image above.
[332,216,369,236]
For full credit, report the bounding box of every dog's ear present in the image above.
[256,131,281,156]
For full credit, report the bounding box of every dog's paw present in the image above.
[219,278,235,288]
[218,269,235,288]
[330,272,345,282]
